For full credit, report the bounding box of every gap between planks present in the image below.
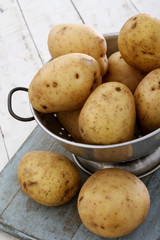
[70,0,85,23]
[0,189,21,217]
[16,0,44,65]
[129,0,140,13]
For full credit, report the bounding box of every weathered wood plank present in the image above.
[1,190,82,240]
[0,0,83,163]
[17,0,82,64]
[0,231,18,240]
[131,0,160,17]
[1,0,160,239]
[72,0,138,34]
[0,127,9,172]
[0,0,40,160]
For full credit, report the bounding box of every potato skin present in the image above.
[48,23,108,76]
[103,51,145,93]
[17,151,81,206]
[57,109,84,143]
[79,82,136,145]
[77,168,150,238]
[134,68,160,134]
[28,53,101,113]
[118,13,160,73]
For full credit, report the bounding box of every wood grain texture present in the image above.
[0,128,9,172]
[0,0,39,160]
[131,0,160,17]
[17,0,82,63]
[1,0,160,239]
[72,0,138,33]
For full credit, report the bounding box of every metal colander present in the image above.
[8,33,160,177]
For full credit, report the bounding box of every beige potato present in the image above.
[134,68,160,134]
[28,53,101,113]
[57,109,84,143]
[79,82,136,145]
[48,23,108,76]
[77,168,150,238]
[17,151,81,206]
[103,51,145,93]
[118,13,160,73]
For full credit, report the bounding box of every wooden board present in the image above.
[0,125,160,240]
[1,1,160,239]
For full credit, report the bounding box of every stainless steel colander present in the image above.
[8,33,160,177]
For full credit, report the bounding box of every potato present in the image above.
[57,109,84,143]
[103,51,145,93]
[17,151,81,206]
[48,23,108,76]
[118,13,160,73]
[134,68,160,134]
[77,168,150,238]
[28,53,101,113]
[79,82,136,145]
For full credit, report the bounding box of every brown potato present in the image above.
[17,151,81,206]
[118,13,160,73]
[79,82,136,145]
[134,68,160,134]
[28,53,101,113]
[103,51,145,93]
[48,23,108,76]
[77,168,150,238]
[56,109,84,142]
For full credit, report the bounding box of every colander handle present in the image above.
[8,87,34,122]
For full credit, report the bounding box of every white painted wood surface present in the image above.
[0,0,160,239]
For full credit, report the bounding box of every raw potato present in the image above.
[48,23,108,76]
[77,168,150,238]
[17,151,81,206]
[79,82,136,145]
[103,51,145,93]
[118,13,160,73]
[57,109,84,143]
[28,53,101,113]
[134,68,160,134]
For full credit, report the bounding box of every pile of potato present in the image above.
[17,12,160,238]
[29,13,160,145]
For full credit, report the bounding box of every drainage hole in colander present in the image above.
[52,112,74,140]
